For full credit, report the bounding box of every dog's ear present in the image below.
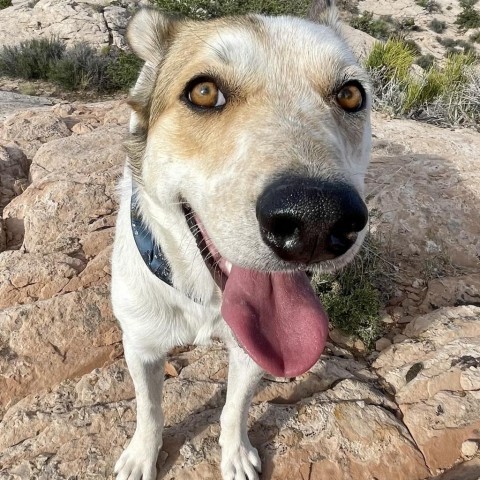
[127,7,178,65]
[308,0,341,33]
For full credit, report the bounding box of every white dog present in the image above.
[111,1,372,479]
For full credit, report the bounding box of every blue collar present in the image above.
[130,193,174,287]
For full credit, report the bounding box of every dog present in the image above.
[111,1,371,479]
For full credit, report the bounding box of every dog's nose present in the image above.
[256,178,368,264]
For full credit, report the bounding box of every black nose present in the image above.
[256,177,368,264]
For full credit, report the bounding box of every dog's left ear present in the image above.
[308,0,341,33]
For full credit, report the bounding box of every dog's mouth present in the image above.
[183,204,329,377]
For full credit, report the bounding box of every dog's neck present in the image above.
[130,189,203,304]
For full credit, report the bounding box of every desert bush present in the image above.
[106,48,144,91]
[350,11,391,40]
[0,0,12,9]
[456,1,480,30]
[429,18,447,33]
[0,37,65,80]
[415,0,442,13]
[366,38,417,82]
[367,39,478,127]
[0,37,142,92]
[416,53,435,69]
[312,233,394,348]
[48,43,111,91]
[151,0,312,19]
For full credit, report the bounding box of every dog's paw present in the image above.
[220,440,261,480]
[114,438,159,480]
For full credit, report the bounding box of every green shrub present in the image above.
[429,18,447,33]
[312,234,393,349]
[455,2,480,30]
[0,36,143,93]
[106,48,144,91]
[0,37,65,80]
[365,38,416,82]
[460,0,478,8]
[151,0,312,19]
[0,0,12,9]
[350,11,391,40]
[48,43,114,91]
[416,53,435,69]
[367,39,478,126]
[415,0,442,13]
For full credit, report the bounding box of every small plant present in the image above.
[455,1,480,30]
[0,0,12,9]
[106,48,144,91]
[0,37,65,80]
[365,38,416,82]
[48,42,110,91]
[367,39,478,127]
[151,0,312,19]
[416,53,435,69]
[350,11,391,40]
[429,18,447,33]
[312,234,394,349]
[415,0,442,13]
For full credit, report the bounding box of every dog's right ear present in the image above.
[127,7,178,65]
[308,0,341,33]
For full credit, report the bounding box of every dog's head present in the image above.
[127,1,372,376]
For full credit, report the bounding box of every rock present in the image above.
[374,306,480,472]
[375,337,392,351]
[0,144,29,214]
[419,275,480,313]
[0,219,5,252]
[342,24,377,61]
[433,458,480,480]
[0,251,85,309]
[368,115,480,272]
[3,124,124,253]
[0,351,430,480]
[0,110,71,160]
[0,285,122,415]
[461,440,478,460]
[0,0,143,51]
[0,91,54,121]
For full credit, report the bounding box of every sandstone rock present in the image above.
[0,144,28,214]
[3,124,124,254]
[374,306,480,472]
[433,458,480,480]
[0,251,85,309]
[419,274,480,313]
[0,0,143,51]
[0,220,5,252]
[375,337,392,351]
[367,114,480,272]
[0,285,122,415]
[342,24,377,61]
[0,110,71,160]
[0,351,430,480]
[0,91,54,121]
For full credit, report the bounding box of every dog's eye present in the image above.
[188,80,226,109]
[336,82,365,112]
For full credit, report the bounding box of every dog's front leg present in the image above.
[115,340,165,480]
[220,345,264,480]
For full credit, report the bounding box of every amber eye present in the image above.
[336,82,365,112]
[187,80,226,109]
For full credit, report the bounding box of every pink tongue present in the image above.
[221,267,329,377]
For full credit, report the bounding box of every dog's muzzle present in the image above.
[256,177,368,264]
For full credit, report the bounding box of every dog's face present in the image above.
[127,5,371,277]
